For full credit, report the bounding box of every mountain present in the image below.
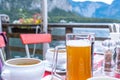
[68,0,120,20]
[0,0,120,22]
[69,1,108,17]
[48,0,120,20]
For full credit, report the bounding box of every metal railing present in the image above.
[2,23,112,59]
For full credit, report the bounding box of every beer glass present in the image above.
[51,33,93,80]
[66,33,92,80]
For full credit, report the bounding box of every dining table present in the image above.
[42,71,66,80]
[41,53,104,80]
[41,52,120,80]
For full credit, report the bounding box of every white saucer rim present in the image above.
[41,75,61,80]
[44,60,66,73]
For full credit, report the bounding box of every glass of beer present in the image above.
[66,33,92,80]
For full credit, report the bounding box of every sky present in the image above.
[72,0,114,5]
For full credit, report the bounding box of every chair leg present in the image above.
[0,48,5,64]
[25,45,30,58]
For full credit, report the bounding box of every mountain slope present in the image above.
[0,0,120,22]
[69,0,120,20]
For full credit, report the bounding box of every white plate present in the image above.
[41,75,52,80]
[87,76,119,80]
[44,60,66,73]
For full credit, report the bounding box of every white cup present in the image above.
[110,33,120,41]
[1,58,45,80]
[87,76,119,80]
[45,48,66,68]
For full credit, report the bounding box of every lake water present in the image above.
[51,27,110,54]
[10,27,110,58]
[51,27,110,38]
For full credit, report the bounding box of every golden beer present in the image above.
[66,40,92,80]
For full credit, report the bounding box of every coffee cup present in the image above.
[1,58,45,80]
[110,33,120,41]
[45,48,66,69]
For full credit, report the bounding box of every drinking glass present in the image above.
[51,33,94,80]
[102,40,116,76]
[66,33,92,80]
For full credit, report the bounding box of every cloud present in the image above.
[72,0,114,4]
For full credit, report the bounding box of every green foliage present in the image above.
[0,0,41,22]
[1,1,120,23]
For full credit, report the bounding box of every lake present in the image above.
[10,27,110,58]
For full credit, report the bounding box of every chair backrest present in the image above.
[20,33,52,44]
[0,32,7,69]
[0,32,6,48]
[0,36,5,48]
[20,33,52,58]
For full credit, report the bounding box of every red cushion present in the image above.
[20,34,52,44]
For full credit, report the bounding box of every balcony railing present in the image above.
[2,23,112,59]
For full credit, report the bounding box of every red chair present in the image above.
[0,32,7,67]
[20,33,52,58]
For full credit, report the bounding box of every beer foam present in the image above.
[66,40,90,47]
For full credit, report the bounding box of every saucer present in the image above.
[41,75,61,80]
[44,60,66,73]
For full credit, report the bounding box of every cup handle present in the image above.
[1,69,11,80]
